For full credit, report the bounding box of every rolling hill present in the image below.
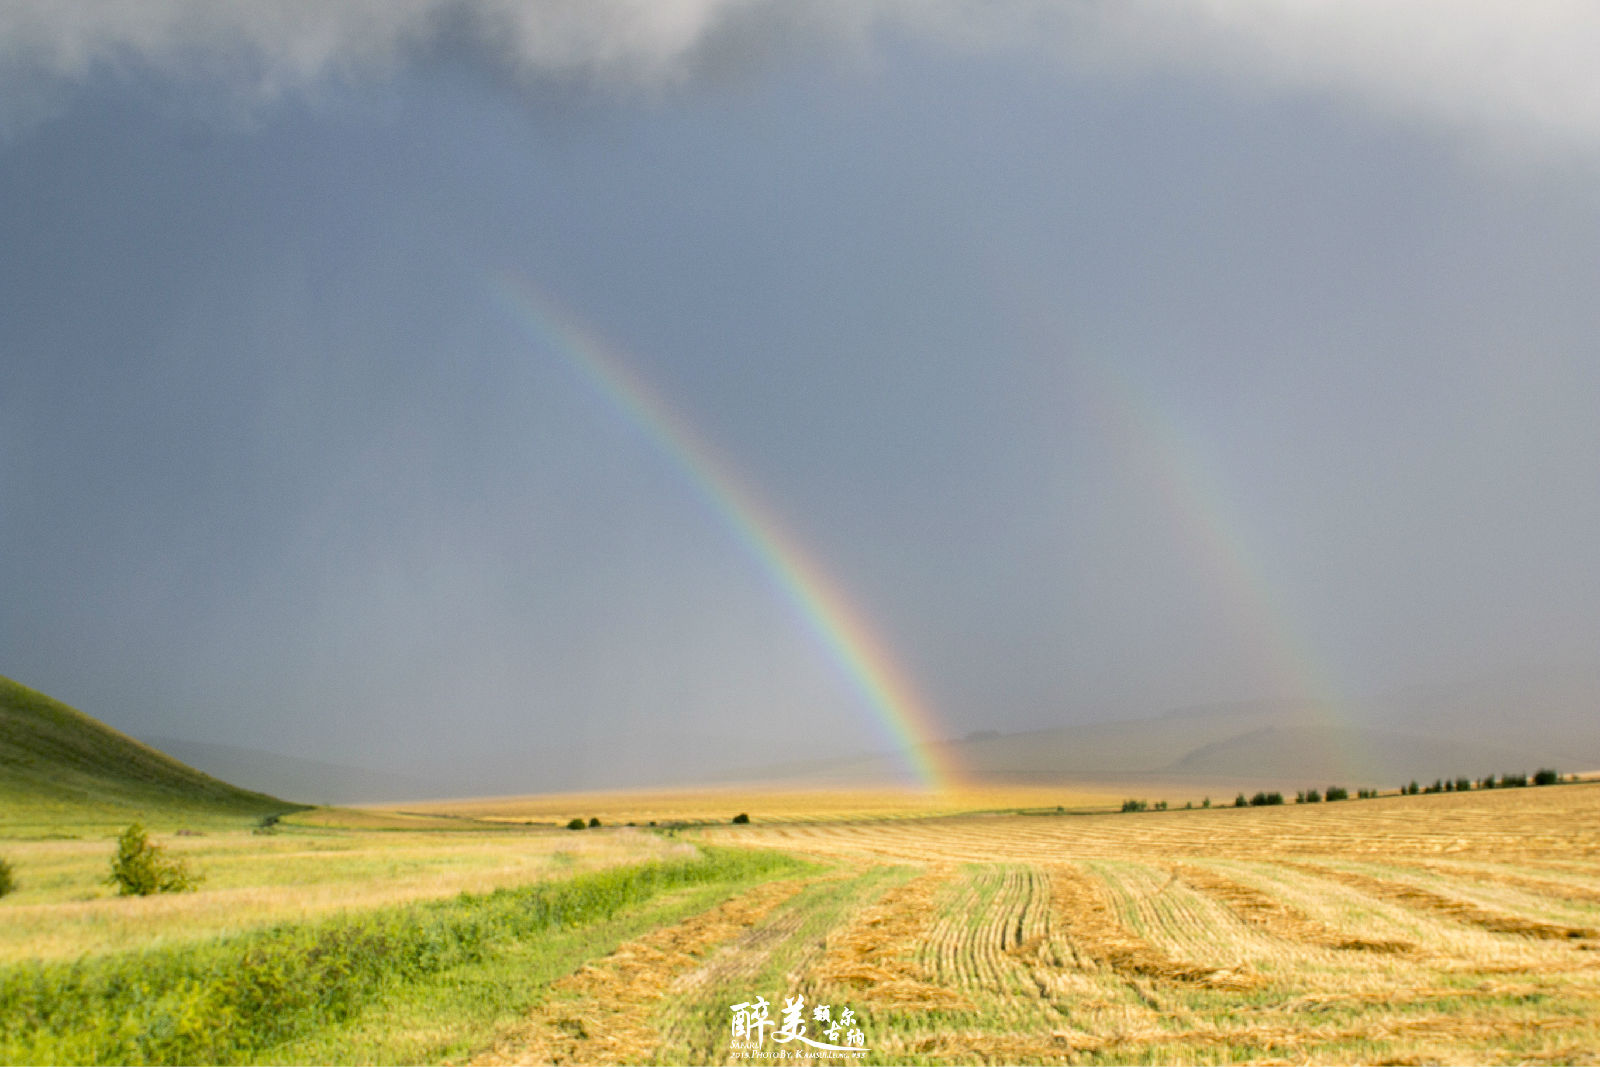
[0,673,296,829]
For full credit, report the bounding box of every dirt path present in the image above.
[469,878,810,1066]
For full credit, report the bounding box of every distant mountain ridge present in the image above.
[734,666,1600,789]
[0,673,292,817]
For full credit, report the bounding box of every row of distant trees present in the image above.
[1399,769,1561,794]
[1120,768,1569,813]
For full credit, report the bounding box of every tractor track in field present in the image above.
[809,865,973,1011]
[1047,864,1258,990]
[1170,862,1416,954]
[921,865,1052,994]
[1411,860,1600,909]
[1288,862,1600,943]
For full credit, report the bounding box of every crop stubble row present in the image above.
[482,787,1600,1063]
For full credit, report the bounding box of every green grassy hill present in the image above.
[0,674,298,834]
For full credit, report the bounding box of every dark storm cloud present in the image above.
[4,3,1600,794]
[4,2,1600,156]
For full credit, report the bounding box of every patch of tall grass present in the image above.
[0,846,804,1065]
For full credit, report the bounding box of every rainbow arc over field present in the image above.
[493,272,959,790]
[1077,355,1370,781]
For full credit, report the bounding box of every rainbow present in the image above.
[492,272,959,790]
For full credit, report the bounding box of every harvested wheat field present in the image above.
[476,782,1600,1065]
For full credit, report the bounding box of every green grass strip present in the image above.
[0,846,806,1065]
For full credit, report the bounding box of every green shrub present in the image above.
[1534,768,1559,786]
[1325,786,1348,801]
[731,813,750,824]
[0,857,15,898]
[0,847,803,1065]
[105,823,199,896]
[1154,800,1168,811]
[1234,794,1248,808]
[1120,799,1148,813]
[587,817,601,828]
[1502,772,1528,788]
[1455,777,1473,792]
[1480,775,1496,789]
[566,818,586,831]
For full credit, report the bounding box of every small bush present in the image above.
[1325,786,1348,801]
[1248,792,1282,807]
[1121,799,1148,813]
[1534,768,1559,786]
[1502,772,1528,788]
[566,818,586,831]
[0,857,15,898]
[1202,797,1211,808]
[587,817,601,828]
[1455,777,1473,792]
[1234,794,1248,808]
[106,823,199,896]
[731,813,750,824]
[1154,800,1168,811]
[1480,775,1496,789]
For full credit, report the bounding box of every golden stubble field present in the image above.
[7,782,1599,1064]
[434,781,1600,1066]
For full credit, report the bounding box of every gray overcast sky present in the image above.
[4,2,1599,792]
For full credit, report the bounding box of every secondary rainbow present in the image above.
[1076,354,1370,779]
[493,272,959,790]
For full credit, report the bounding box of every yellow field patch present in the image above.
[380,783,1127,827]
